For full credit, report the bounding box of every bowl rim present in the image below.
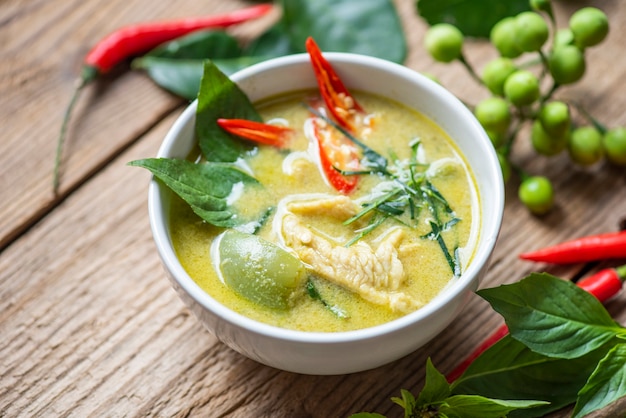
[148,52,504,344]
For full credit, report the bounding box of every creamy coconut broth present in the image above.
[169,89,480,332]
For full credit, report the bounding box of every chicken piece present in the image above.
[281,213,421,313]
[286,195,359,219]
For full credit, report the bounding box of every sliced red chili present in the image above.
[446,264,626,382]
[217,118,293,147]
[312,119,359,194]
[519,230,626,264]
[305,37,364,133]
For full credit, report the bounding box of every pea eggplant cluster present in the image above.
[423,0,625,215]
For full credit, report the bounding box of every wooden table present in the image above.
[2,0,625,416]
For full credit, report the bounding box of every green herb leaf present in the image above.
[391,389,416,415]
[416,0,530,38]
[424,221,461,277]
[133,57,205,101]
[417,358,451,405]
[344,214,389,247]
[243,22,296,58]
[305,278,349,319]
[572,343,626,418]
[452,335,612,417]
[128,158,261,227]
[133,1,410,102]
[195,61,262,162]
[133,56,270,100]
[281,0,407,63]
[209,56,271,76]
[145,30,243,60]
[413,359,546,418]
[477,273,622,359]
[132,30,247,100]
[441,395,548,418]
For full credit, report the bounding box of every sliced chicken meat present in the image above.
[279,197,422,313]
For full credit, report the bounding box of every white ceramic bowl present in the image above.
[148,53,504,375]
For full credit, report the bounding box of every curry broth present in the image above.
[170,90,479,332]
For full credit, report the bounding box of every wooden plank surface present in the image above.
[1,0,625,416]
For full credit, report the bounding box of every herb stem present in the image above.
[458,53,483,86]
[306,278,348,318]
[344,188,404,225]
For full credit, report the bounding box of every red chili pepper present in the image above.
[446,323,509,383]
[576,264,626,303]
[519,230,626,264]
[54,4,273,194]
[85,4,272,75]
[312,118,360,194]
[217,118,293,147]
[305,37,365,133]
[446,265,626,382]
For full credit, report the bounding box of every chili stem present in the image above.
[53,71,96,194]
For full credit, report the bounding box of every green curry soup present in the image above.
[170,90,480,332]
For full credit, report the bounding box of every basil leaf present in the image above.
[243,23,297,58]
[477,273,622,359]
[452,335,612,418]
[417,358,450,405]
[416,0,530,38]
[145,30,242,60]
[132,58,204,101]
[414,359,546,417]
[132,30,247,100]
[572,343,626,418]
[281,0,407,63]
[391,389,416,415]
[132,56,271,101]
[128,158,260,227]
[195,61,262,162]
[211,56,272,76]
[441,395,548,418]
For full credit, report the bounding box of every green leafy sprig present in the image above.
[129,61,271,229]
[355,274,626,417]
[129,157,259,227]
[306,278,349,319]
[351,358,547,418]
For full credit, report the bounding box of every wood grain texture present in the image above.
[1,0,625,417]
